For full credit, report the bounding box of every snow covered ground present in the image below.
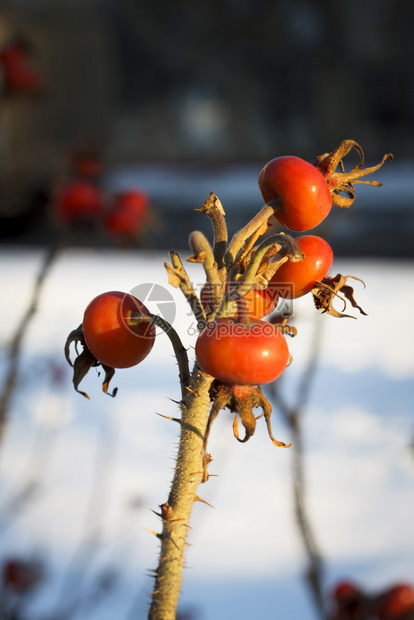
[0,247,413,619]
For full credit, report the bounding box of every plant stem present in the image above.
[196,192,228,274]
[148,365,213,620]
[225,203,275,267]
[129,312,190,401]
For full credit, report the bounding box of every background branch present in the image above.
[268,315,326,619]
[0,235,68,446]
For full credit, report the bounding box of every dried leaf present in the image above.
[196,191,226,216]
[312,273,367,318]
[64,326,83,367]
[276,324,297,338]
[186,250,207,263]
[315,140,393,209]
[72,348,96,399]
[101,365,118,397]
[260,255,289,281]
[64,326,117,398]
[164,261,187,288]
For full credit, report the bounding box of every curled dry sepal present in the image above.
[311,274,367,319]
[315,139,393,209]
[64,326,117,399]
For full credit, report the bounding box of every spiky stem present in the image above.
[148,366,213,620]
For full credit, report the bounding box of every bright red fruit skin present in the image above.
[105,190,149,236]
[195,318,289,386]
[56,181,103,222]
[378,584,414,619]
[83,291,155,369]
[258,156,332,231]
[270,235,333,299]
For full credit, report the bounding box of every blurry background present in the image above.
[1,2,414,620]
[0,0,413,252]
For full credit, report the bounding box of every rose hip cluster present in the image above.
[54,180,150,241]
[195,140,392,388]
[51,144,151,241]
[331,580,414,620]
[66,140,391,463]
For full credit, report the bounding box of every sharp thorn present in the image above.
[142,526,162,539]
[147,507,162,518]
[194,495,215,509]
[155,412,183,424]
[170,531,181,551]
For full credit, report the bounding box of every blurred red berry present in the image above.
[377,584,414,619]
[2,558,43,595]
[334,581,361,603]
[105,190,149,236]
[69,146,103,180]
[330,580,368,619]
[0,43,44,95]
[55,181,103,223]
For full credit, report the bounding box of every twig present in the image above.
[268,315,326,619]
[0,236,67,446]
[128,312,190,401]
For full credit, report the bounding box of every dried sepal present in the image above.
[275,323,297,338]
[315,139,393,208]
[64,325,83,367]
[186,250,207,264]
[64,326,117,398]
[312,273,367,319]
[202,382,290,480]
[196,191,225,216]
[196,192,228,274]
[241,233,302,288]
[164,260,186,289]
[260,255,289,282]
[233,220,269,271]
[101,365,118,397]
[164,253,207,324]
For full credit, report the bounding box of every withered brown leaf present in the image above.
[312,273,367,319]
[64,326,117,398]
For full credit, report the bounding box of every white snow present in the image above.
[0,248,413,619]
